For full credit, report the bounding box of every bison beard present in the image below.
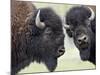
[11,1,65,75]
[65,6,96,64]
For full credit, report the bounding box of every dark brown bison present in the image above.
[11,1,65,75]
[65,5,96,64]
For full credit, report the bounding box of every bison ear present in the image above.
[35,10,45,29]
[64,24,73,37]
[63,17,73,37]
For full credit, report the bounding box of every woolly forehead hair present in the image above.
[68,6,91,17]
[65,6,92,25]
[35,8,63,31]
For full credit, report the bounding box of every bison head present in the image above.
[25,8,65,71]
[64,6,95,62]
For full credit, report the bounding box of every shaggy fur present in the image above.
[65,6,96,64]
[11,1,65,75]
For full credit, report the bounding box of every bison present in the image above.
[11,1,65,75]
[64,6,96,64]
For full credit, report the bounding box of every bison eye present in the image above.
[45,30,52,35]
[44,28,53,35]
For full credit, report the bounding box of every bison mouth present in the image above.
[44,46,65,72]
[80,48,90,61]
[79,42,89,49]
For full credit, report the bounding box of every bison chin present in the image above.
[79,48,90,61]
[44,57,57,72]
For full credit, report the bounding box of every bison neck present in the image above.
[89,35,96,65]
[89,40,96,65]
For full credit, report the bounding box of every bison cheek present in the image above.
[45,57,57,72]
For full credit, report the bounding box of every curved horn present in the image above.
[63,17,70,29]
[88,7,95,21]
[64,24,70,29]
[35,10,45,29]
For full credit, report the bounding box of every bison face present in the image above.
[65,22,94,61]
[41,27,65,57]
[29,27,65,72]
[65,6,95,62]
[35,27,65,72]
[26,8,65,72]
[71,25,94,61]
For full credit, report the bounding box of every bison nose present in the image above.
[57,46,65,57]
[77,35,88,44]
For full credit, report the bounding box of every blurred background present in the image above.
[19,2,95,74]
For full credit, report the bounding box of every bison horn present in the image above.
[64,24,70,29]
[63,17,70,29]
[35,10,45,29]
[88,7,95,21]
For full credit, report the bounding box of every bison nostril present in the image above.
[77,35,88,44]
[59,49,64,53]
[57,46,65,57]
[78,39,82,44]
[83,36,88,42]
[84,37,86,40]
[58,49,65,55]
